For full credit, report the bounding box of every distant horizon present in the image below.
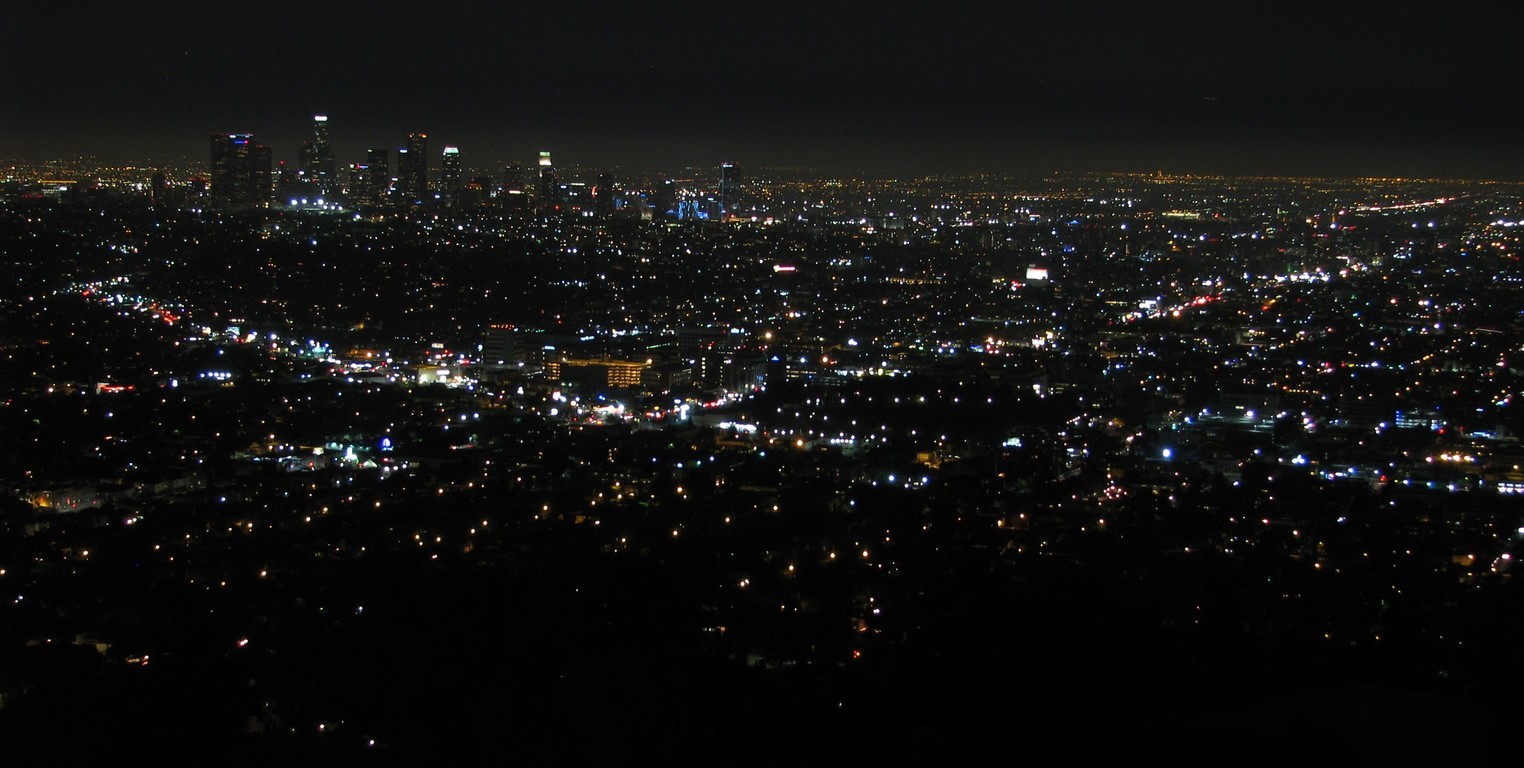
[6,131,1524,185]
[9,3,1523,183]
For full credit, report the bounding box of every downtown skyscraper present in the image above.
[440,146,462,202]
[397,132,429,202]
[298,115,338,195]
[209,133,271,207]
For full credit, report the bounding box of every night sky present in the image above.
[6,1,1523,178]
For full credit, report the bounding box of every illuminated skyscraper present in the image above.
[719,162,740,220]
[299,115,338,194]
[395,148,412,198]
[209,133,271,207]
[537,151,558,211]
[313,114,330,151]
[441,146,462,201]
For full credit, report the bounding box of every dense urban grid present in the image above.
[2,117,1523,762]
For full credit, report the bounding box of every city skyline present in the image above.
[5,123,1524,763]
[5,2,1524,179]
[4,4,1524,761]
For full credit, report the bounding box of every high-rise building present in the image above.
[461,175,492,208]
[252,144,273,202]
[209,133,271,207]
[594,172,616,217]
[150,169,168,207]
[501,163,525,193]
[498,163,528,213]
[651,179,677,221]
[210,132,252,203]
[366,148,391,203]
[299,115,338,194]
[441,146,462,201]
[346,163,367,200]
[395,148,412,199]
[398,132,429,201]
[276,161,296,202]
[312,114,331,153]
[536,151,558,211]
[719,162,740,220]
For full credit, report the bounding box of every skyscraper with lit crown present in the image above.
[536,151,559,211]
[299,115,338,194]
[719,162,740,220]
[441,146,462,202]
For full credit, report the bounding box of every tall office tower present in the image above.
[719,162,740,220]
[398,132,429,201]
[210,133,251,204]
[407,132,428,193]
[209,133,271,207]
[365,148,390,203]
[276,162,296,201]
[536,151,558,210]
[461,175,492,207]
[500,163,525,193]
[252,144,273,201]
[651,178,677,221]
[440,146,462,201]
[298,115,338,194]
[150,169,168,207]
[394,148,411,199]
[594,172,617,217]
[346,163,366,199]
[497,163,528,213]
[312,114,332,156]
